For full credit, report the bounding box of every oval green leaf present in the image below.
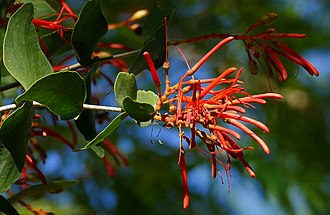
[0,145,21,194]
[81,112,128,150]
[16,72,86,120]
[129,3,175,74]
[7,180,78,204]
[3,3,53,90]
[137,90,159,106]
[136,90,159,127]
[22,0,56,18]
[72,0,108,66]
[0,102,34,193]
[40,30,73,58]
[75,66,97,141]
[114,72,137,108]
[123,96,155,122]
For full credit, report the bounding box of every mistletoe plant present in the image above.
[0,0,318,213]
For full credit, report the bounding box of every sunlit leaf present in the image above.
[72,0,108,66]
[22,0,56,18]
[0,102,34,193]
[7,180,79,203]
[81,112,128,150]
[16,72,86,120]
[3,3,53,90]
[136,90,159,127]
[136,90,159,106]
[0,145,20,194]
[123,96,155,122]
[129,3,174,74]
[91,146,105,158]
[114,72,137,108]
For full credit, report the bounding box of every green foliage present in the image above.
[114,72,137,108]
[3,3,53,90]
[72,0,108,66]
[82,112,128,151]
[129,3,175,74]
[40,31,73,58]
[7,180,79,204]
[0,27,8,82]
[0,145,21,194]
[0,0,329,214]
[0,195,19,215]
[0,102,34,193]
[22,0,56,18]
[123,96,155,122]
[136,90,159,127]
[16,72,86,120]
[75,66,98,141]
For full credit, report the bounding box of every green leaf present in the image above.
[3,3,53,90]
[16,72,86,120]
[136,90,159,127]
[91,146,105,158]
[7,180,79,204]
[0,195,19,215]
[81,112,128,150]
[114,72,137,108]
[75,66,97,141]
[0,26,8,82]
[142,3,175,43]
[123,96,155,122]
[0,145,21,194]
[22,0,56,18]
[0,102,34,193]
[129,3,175,74]
[40,30,73,58]
[136,90,159,106]
[72,0,108,66]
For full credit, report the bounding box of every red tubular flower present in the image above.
[56,0,78,21]
[102,156,115,177]
[143,51,162,96]
[178,149,189,209]
[199,67,238,99]
[265,47,288,81]
[272,43,319,76]
[25,155,48,185]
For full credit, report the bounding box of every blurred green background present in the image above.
[8,0,330,214]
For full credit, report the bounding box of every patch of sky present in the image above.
[214,168,287,215]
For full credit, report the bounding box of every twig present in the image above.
[0,102,123,113]
[0,49,142,92]
[0,81,20,92]
[60,49,141,71]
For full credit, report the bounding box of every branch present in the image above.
[0,102,123,113]
[0,81,20,92]
[60,49,141,71]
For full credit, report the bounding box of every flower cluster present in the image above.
[152,65,283,208]
[144,14,319,208]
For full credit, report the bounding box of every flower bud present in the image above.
[131,9,148,20]
[248,59,258,75]
[259,13,277,26]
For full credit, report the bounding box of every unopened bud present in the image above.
[253,49,261,59]
[248,59,258,75]
[131,9,149,20]
[129,23,142,35]
[259,13,277,26]
[265,28,276,34]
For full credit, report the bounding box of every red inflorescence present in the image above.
[145,15,319,207]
